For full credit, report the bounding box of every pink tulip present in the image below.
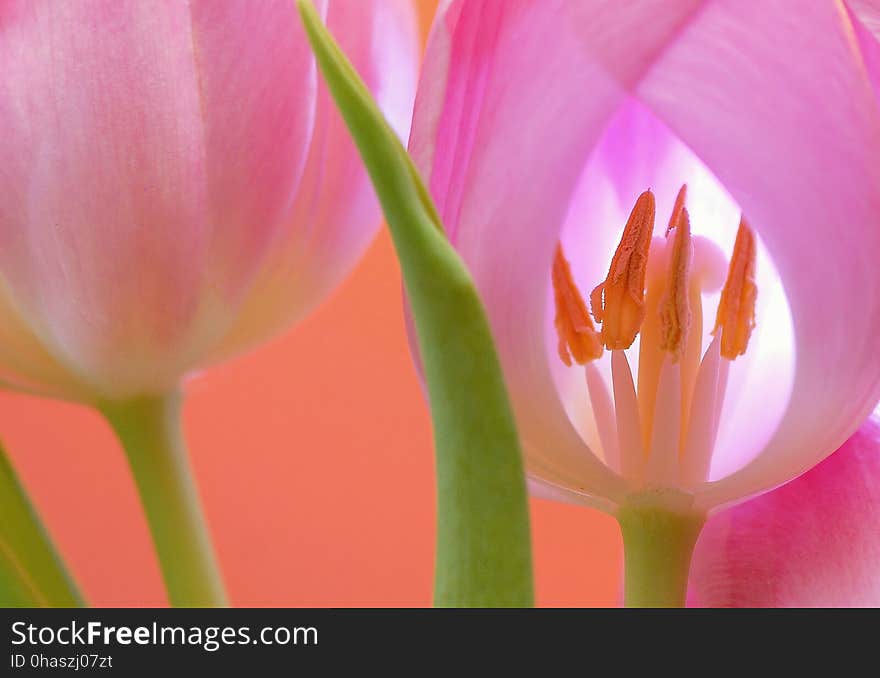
[689,417,880,607]
[410,0,880,524]
[0,0,418,402]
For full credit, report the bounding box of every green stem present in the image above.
[0,444,84,607]
[100,392,227,607]
[616,505,705,608]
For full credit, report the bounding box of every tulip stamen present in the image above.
[713,219,757,360]
[665,184,687,237]
[611,349,645,480]
[658,207,693,362]
[551,187,759,494]
[680,333,727,485]
[590,191,655,350]
[585,363,621,472]
[552,243,604,366]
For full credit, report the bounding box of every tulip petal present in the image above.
[214,0,419,357]
[0,1,315,397]
[690,418,880,607]
[409,0,707,503]
[0,1,208,395]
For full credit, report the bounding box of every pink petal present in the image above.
[213,0,419,358]
[0,1,315,397]
[690,418,880,607]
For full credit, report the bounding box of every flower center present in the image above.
[551,186,757,490]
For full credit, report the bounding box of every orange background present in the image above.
[0,0,621,608]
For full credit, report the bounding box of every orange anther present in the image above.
[552,243,604,365]
[590,191,656,350]
[659,207,693,361]
[666,184,687,236]
[713,218,757,359]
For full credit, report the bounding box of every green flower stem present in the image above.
[297,0,533,607]
[0,445,84,607]
[617,505,705,608]
[101,393,227,608]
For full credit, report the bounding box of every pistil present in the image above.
[637,185,691,452]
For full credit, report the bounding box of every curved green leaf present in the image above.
[0,443,84,607]
[297,0,533,607]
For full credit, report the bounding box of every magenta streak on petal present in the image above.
[846,1,880,100]
[427,0,502,244]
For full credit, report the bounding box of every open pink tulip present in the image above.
[0,0,418,402]
[410,0,880,603]
[689,417,880,607]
